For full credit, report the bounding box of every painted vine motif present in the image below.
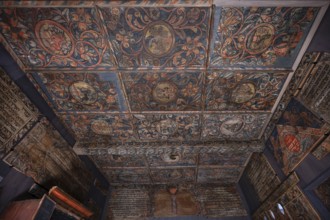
[60,114,136,143]
[0,8,114,68]
[133,114,201,141]
[206,71,287,110]
[202,113,268,140]
[101,7,210,68]
[210,7,318,68]
[34,72,123,111]
[122,71,203,111]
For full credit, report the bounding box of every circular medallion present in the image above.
[245,23,275,55]
[91,120,112,135]
[69,81,97,104]
[152,82,178,104]
[35,20,74,56]
[162,153,181,163]
[231,82,256,103]
[143,21,175,57]
[220,118,244,135]
[284,134,301,152]
[156,119,178,136]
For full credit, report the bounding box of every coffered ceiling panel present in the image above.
[209,6,319,69]
[133,114,201,142]
[31,72,127,112]
[0,7,115,70]
[60,113,136,143]
[121,71,204,111]
[205,71,288,111]
[99,6,211,69]
[202,113,268,141]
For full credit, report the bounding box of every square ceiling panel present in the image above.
[60,113,136,143]
[99,6,211,69]
[31,72,127,112]
[133,114,201,142]
[0,7,115,70]
[202,113,268,141]
[205,71,288,111]
[209,6,319,69]
[121,71,204,111]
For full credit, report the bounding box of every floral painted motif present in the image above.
[0,8,114,69]
[100,7,210,69]
[33,72,124,111]
[202,113,268,141]
[60,114,136,143]
[210,7,318,68]
[206,71,288,111]
[133,114,201,141]
[122,71,203,111]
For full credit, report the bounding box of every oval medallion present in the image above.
[245,23,275,55]
[220,118,244,135]
[91,120,112,135]
[69,81,97,104]
[152,81,178,104]
[35,20,74,57]
[143,21,175,57]
[231,82,256,103]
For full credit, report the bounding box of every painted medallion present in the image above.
[152,81,178,104]
[231,82,256,104]
[69,81,98,104]
[35,20,74,57]
[144,22,175,57]
[220,118,245,135]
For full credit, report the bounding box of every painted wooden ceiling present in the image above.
[0,0,328,185]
